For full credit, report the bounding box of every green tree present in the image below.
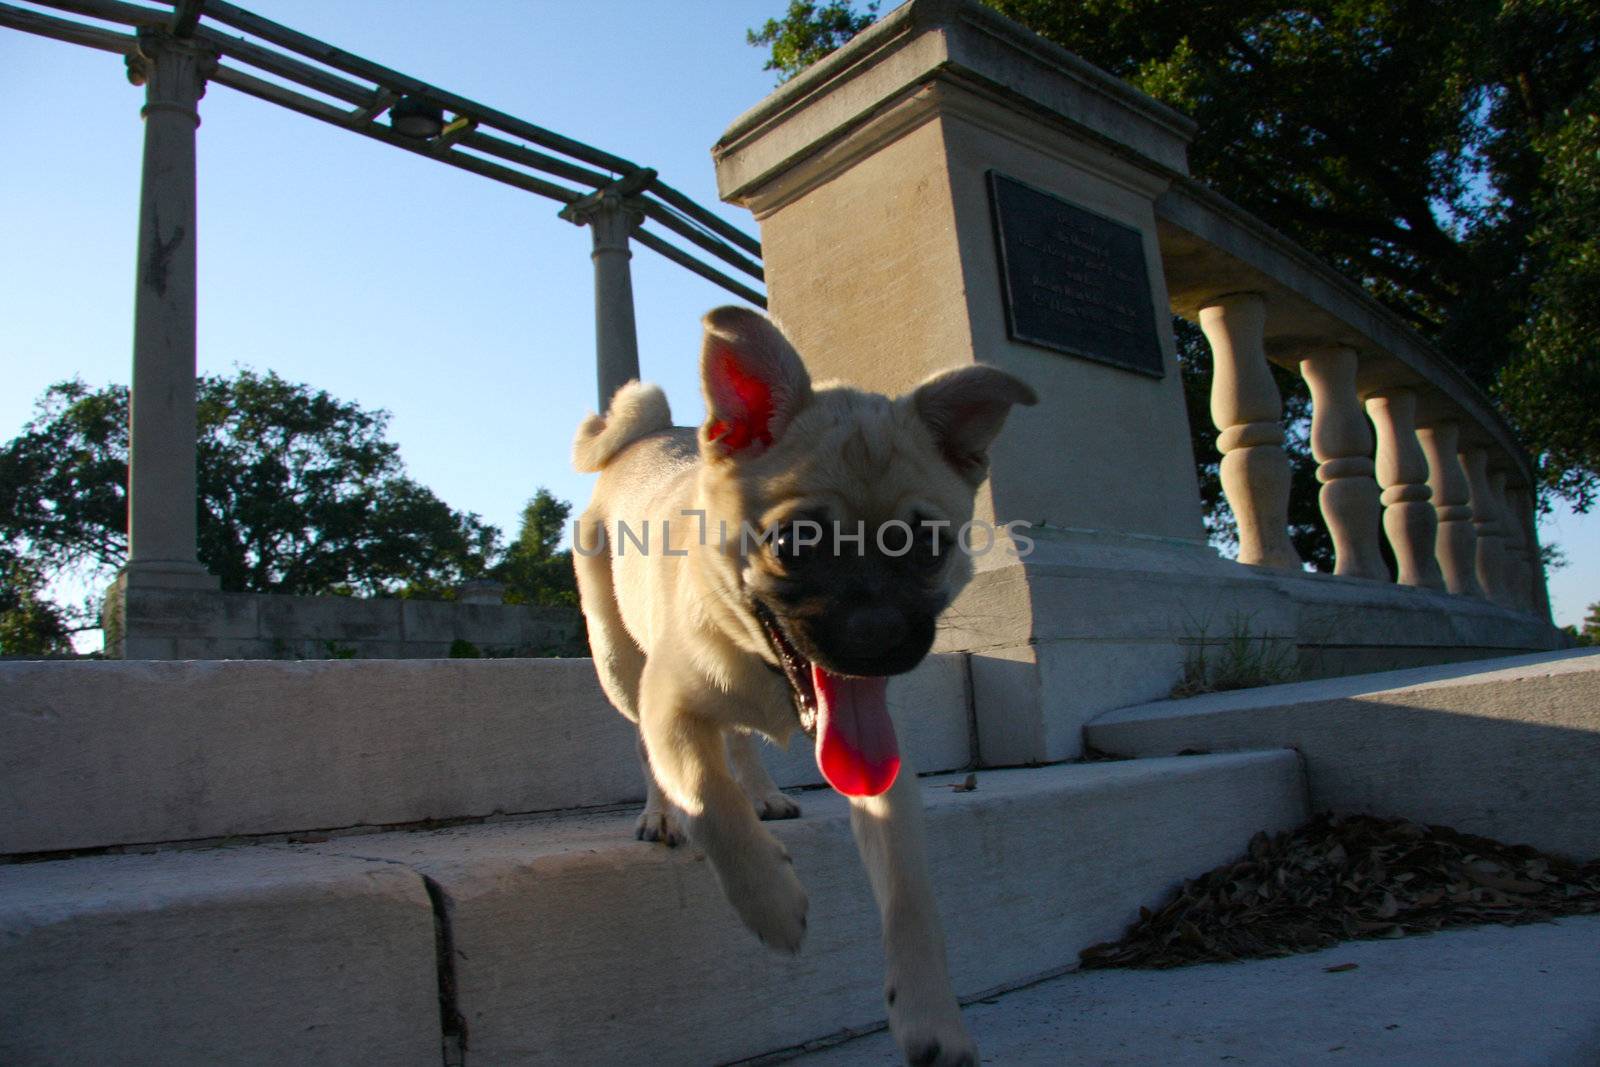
[1579,600,1600,645]
[1,373,499,606]
[750,0,1600,512]
[491,489,579,608]
[748,0,879,79]
[0,547,73,656]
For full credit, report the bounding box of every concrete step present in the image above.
[1,751,1306,1066]
[1086,648,1600,859]
[0,847,443,1067]
[781,915,1600,1065]
[0,654,971,856]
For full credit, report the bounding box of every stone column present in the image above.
[1296,345,1386,580]
[1415,420,1483,597]
[120,30,218,590]
[1491,473,1529,614]
[1506,486,1551,619]
[583,196,642,410]
[1461,448,1508,603]
[1364,389,1444,589]
[1199,294,1302,571]
[560,172,652,411]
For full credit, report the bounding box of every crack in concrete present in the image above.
[293,847,469,1067]
[423,875,470,1067]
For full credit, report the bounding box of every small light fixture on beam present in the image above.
[390,95,444,139]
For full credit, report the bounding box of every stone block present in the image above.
[258,592,402,646]
[937,529,1292,763]
[309,752,1305,1065]
[971,640,1191,765]
[0,848,440,1066]
[0,658,638,855]
[1088,649,1600,859]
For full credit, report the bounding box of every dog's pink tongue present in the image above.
[813,667,900,797]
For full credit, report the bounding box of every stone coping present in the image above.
[714,0,1195,205]
[1096,647,1599,724]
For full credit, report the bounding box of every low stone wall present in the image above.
[1088,648,1600,861]
[102,583,585,660]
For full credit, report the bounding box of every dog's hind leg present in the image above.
[849,761,976,1067]
[727,731,801,821]
[572,518,643,720]
[639,663,808,953]
[573,518,681,843]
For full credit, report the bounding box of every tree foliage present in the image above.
[1,372,499,603]
[750,0,1600,513]
[748,0,879,79]
[0,547,73,656]
[1562,600,1600,646]
[491,489,579,609]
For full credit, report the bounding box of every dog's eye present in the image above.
[773,517,826,566]
[907,515,951,572]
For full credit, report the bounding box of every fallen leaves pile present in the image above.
[1080,812,1600,969]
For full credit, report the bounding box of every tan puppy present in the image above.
[572,307,1035,1067]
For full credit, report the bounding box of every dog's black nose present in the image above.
[844,604,909,650]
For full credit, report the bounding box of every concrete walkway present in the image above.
[780,916,1600,1066]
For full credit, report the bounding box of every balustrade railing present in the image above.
[1191,293,1546,617]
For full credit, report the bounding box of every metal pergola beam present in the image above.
[5,0,773,641]
[7,0,766,303]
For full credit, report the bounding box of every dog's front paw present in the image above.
[888,983,977,1067]
[635,808,684,846]
[720,840,809,953]
[754,791,801,821]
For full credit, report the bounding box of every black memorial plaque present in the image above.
[987,171,1165,377]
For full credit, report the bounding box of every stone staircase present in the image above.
[3,649,1596,1065]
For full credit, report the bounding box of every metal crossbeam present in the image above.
[5,0,767,303]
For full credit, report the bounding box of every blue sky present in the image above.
[4,0,1595,633]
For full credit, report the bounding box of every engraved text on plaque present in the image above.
[987,171,1165,377]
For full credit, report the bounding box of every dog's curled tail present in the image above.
[572,381,673,472]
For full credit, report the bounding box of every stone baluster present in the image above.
[1296,346,1387,580]
[1490,470,1529,611]
[1415,421,1483,597]
[1363,388,1444,589]
[1507,486,1552,619]
[1198,294,1302,570]
[1460,448,1508,602]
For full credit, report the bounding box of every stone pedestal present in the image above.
[714,0,1266,760]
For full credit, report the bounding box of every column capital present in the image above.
[558,169,655,246]
[127,30,217,119]
[563,192,645,251]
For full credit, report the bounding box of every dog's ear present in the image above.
[912,366,1038,484]
[699,306,813,461]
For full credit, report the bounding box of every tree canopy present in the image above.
[750,0,1600,513]
[748,1,880,78]
[489,489,579,609]
[0,372,579,652]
